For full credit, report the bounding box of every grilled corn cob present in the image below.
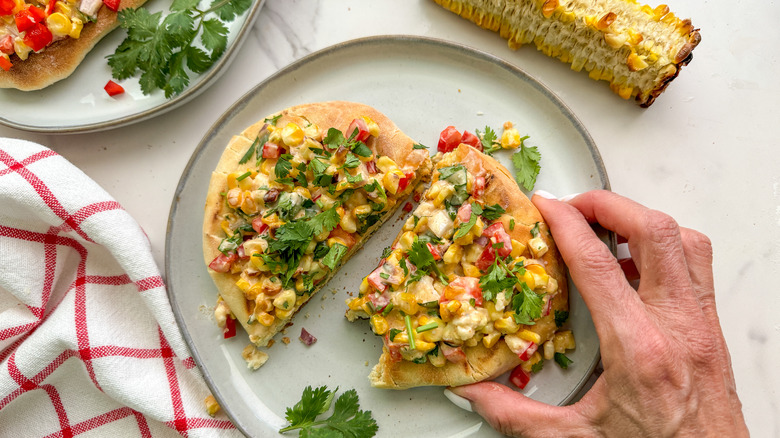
[433,0,701,106]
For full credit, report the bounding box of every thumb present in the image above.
[447,382,589,437]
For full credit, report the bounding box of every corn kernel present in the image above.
[397,231,416,251]
[354,204,372,217]
[257,312,275,326]
[482,331,500,349]
[500,128,522,149]
[462,263,480,278]
[328,236,347,248]
[275,308,293,319]
[395,292,419,315]
[510,239,526,258]
[370,314,389,335]
[494,316,520,334]
[340,210,357,234]
[433,185,455,207]
[376,156,397,173]
[235,278,251,292]
[46,12,72,37]
[443,244,463,265]
[13,38,31,61]
[204,395,220,417]
[518,329,542,345]
[260,159,275,175]
[383,169,406,195]
[446,300,461,313]
[361,116,380,137]
[413,216,428,234]
[553,330,576,352]
[521,352,542,372]
[348,296,367,311]
[415,340,436,353]
[358,278,370,295]
[280,123,304,147]
[273,289,296,310]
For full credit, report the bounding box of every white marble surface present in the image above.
[1,0,777,435]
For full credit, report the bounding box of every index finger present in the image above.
[532,192,641,345]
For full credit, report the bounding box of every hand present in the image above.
[448,190,748,437]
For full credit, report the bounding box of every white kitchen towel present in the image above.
[0,138,240,437]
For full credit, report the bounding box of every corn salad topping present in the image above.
[1,0,96,70]
[346,148,575,370]
[208,115,419,329]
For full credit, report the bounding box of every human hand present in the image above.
[448,190,748,437]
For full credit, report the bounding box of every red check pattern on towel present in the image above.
[0,139,240,437]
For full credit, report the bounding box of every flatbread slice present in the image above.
[0,0,148,90]
[203,101,432,349]
[346,143,569,389]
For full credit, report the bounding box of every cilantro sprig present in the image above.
[107,0,252,97]
[280,386,378,437]
[512,142,541,191]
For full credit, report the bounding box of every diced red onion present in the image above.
[299,328,317,346]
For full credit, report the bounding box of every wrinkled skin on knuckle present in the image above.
[684,230,713,262]
[640,210,681,248]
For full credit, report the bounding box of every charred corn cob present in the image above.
[433,0,701,106]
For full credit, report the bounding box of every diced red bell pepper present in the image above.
[383,334,403,362]
[437,126,462,153]
[16,6,45,33]
[542,297,553,317]
[516,338,538,361]
[236,244,250,260]
[426,242,441,261]
[461,130,481,150]
[347,118,370,142]
[22,22,52,52]
[208,252,237,273]
[261,142,281,159]
[441,344,467,364]
[251,217,269,234]
[509,366,531,389]
[457,203,472,223]
[104,80,125,96]
[475,243,496,271]
[45,0,56,15]
[223,317,236,339]
[0,55,11,72]
[483,222,513,257]
[102,0,120,12]
[440,276,483,306]
[367,265,389,293]
[402,202,413,213]
[397,171,414,193]
[1,0,17,16]
[328,226,356,248]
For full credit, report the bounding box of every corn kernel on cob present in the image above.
[433,0,701,106]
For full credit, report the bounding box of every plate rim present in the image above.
[0,0,266,134]
[165,34,611,436]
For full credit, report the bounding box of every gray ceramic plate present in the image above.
[166,35,610,437]
[0,0,265,133]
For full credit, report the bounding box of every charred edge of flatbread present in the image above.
[0,0,148,91]
[368,144,568,389]
[203,101,433,346]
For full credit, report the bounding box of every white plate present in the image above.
[166,36,611,437]
[0,0,265,134]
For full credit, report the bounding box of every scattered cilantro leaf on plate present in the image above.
[107,0,253,97]
[512,143,541,191]
[280,386,378,437]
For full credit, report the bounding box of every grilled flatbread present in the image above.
[347,144,568,389]
[203,101,432,348]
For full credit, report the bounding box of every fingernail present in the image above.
[443,388,473,412]
[533,190,557,200]
[558,193,581,202]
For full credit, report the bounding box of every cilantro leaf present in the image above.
[512,144,541,191]
[554,310,569,328]
[280,386,378,437]
[322,243,348,271]
[308,208,340,237]
[477,126,500,155]
[108,0,252,97]
[351,143,372,157]
[323,128,347,149]
[481,203,506,221]
[453,203,482,240]
[512,283,544,325]
[275,154,293,179]
[341,153,360,169]
[531,360,545,373]
[479,259,517,302]
[554,352,573,369]
[264,114,282,125]
[407,239,448,284]
[412,143,428,150]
